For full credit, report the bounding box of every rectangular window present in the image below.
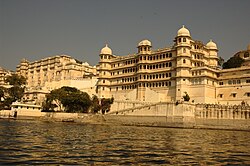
[219,94,223,98]
[247,93,250,97]
[219,82,224,85]
[237,80,241,84]
[232,94,236,98]
[246,80,250,83]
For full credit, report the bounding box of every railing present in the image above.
[195,104,250,119]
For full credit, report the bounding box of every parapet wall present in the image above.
[196,104,250,120]
[106,101,250,130]
[110,101,250,120]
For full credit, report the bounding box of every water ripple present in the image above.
[0,120,250,165]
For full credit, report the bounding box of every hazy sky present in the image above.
[1,0,250,70]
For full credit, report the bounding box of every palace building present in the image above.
[97,26,250,105]
[16,55,98,105]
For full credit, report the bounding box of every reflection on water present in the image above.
[0,120,250,165]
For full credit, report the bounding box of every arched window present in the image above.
[169,62,172,67]
[183,38,186,42]
[183,59,186,64]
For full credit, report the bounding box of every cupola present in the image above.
[137,39,152,54]
[206,40,217,50]
[177,25,190,37]
[138,39,152,47]
[100,44,112,55]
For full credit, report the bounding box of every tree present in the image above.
[42,86,92,113]
[222,56,245,69]
[218,56,224,67]
[0,86,5,100]
[0,74,26,110]
[8,86,25,101]
[100,97,114,114]
[91,95,101,113]
[183,92,190,102]
[5,74,26,86]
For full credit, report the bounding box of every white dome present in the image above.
[177,25,190,37]
[206,40,217,50]
[138,39,151,47]
[100,44,112,55]
[247,44,250,51]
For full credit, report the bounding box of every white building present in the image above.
[16,55,98,105]
[97,26,250,105]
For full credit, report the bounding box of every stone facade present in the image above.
[16,55,98,105]
[97,26,250,105]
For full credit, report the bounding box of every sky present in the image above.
[1,0,250,71]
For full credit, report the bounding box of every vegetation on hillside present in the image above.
[222,56,245,69]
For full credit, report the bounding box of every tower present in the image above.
[137,39,152,101]
[175,25,192,101]
[98,44,113,98]
[206,40,219,67]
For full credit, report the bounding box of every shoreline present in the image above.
[2,114,249,132]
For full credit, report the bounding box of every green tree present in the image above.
[183,92,190,102]
[91,95,101,113]
[5,74,26,86]
[222,56,245,69]
[0,86,5,99]
[42,86,92,113]
[100,97,114,114]
[0,74,26,110]
[218,56,224,67]
[8,86,25,101]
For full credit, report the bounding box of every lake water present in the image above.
[0,119,250,165]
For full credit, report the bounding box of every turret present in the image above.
[98,44,113,98]
[137,39,152,54]
[175,25,192,101]
[206,40,218,67]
